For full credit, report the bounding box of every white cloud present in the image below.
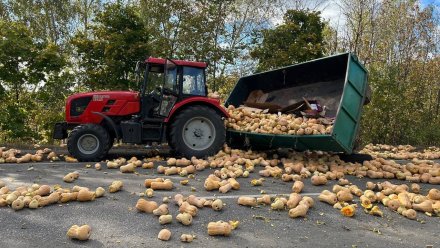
[318,1,346,28]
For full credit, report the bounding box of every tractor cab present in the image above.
[139,58,208,120]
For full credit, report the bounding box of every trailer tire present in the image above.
[67,124,110,162]
[169,105,225,158]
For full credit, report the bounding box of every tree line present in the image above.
[0,0,439,147]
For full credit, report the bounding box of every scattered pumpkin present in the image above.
[180,234,194,243]
[158,229,171,241]
[159,214,173,225]
[341,204,356,217]
[109,181,123,193]
[176,212,193,225]
[67,225,91,241]
[211,199,223,211]
[237,196,257,207]
[135,199,158,213]
[207,221,232,236]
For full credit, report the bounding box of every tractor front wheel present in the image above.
[169,105,225,158]
[67,124,111,162]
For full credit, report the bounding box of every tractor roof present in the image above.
[146,57,207,69]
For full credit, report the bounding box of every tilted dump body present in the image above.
[225,53,369,154]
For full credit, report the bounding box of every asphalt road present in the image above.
[0,149,439,248]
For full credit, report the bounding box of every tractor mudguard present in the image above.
[91,112,120,140]
[164,96,229,122]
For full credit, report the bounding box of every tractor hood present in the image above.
[66,91,140,123]
[67,91,140,102]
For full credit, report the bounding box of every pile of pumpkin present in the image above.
[0,147,81,163]
[101,146,440,241]
[0,147,61,163]
[66,190,231,242]
[224,105,333,135]
[198,145,440,219]
[361,143,440,160]
[363,144,417,152]
[203,147,269,193]
[318,181,440,219]
[106,156,164,172]
[236,191,315,218]
[0,169,125,242]
[135,192,235,242]
[105,156,203,181]
[3,143,440,242]
[201,146,440,192]
[0,179,123,210]
[64,147,440,243]
[159,157,208,176]
[233,168,439,220]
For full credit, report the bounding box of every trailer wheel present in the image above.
[67,124,110,162]
[169,105,225,158]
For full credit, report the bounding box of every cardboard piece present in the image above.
[243,101,282,113]
[246,90,268,103]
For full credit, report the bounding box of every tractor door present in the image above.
[158,59,179,116]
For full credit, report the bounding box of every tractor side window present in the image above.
[164,63,178,92]
[147,65,164,93]
[182,67,206,96]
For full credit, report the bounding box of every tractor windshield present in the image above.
[182,67,206,96]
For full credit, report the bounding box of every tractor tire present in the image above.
[107,133,115,151]
[67,124,110,162]
[169,105,225,158]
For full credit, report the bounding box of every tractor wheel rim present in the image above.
[182,117,215,151]
[77,134,100,155]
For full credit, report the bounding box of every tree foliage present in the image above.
[72,2,149,90]
[251,9,325,72]
[0,20,70,142]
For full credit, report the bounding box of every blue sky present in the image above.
[421,0,439,6]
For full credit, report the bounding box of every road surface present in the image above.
[0,149,439,248]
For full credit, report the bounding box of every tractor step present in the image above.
[143,117,164,123]
[142,123,162,128]
[142,125,162,141]
[121,120,163,143]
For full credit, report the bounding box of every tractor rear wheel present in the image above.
[67,124,111,162]
[169,105,225,158]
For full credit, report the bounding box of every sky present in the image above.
[421,0,440,6]
[319,1,344,26]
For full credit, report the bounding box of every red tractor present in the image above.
[53,58,228,161]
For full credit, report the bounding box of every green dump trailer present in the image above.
[225,53,369,154]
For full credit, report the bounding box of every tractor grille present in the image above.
[70,97,92,116]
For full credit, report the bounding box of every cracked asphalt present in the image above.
[0,148,439,248]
